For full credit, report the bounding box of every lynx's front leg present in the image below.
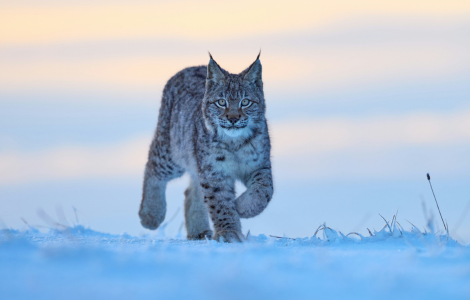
[236,167,273,218]
[199,173,244,243]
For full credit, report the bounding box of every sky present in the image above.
[1,0,470,243]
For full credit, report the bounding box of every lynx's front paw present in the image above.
[214,230,245,243]
[235,192,268,219]
[187,230,213,240]
[139,208,164,230]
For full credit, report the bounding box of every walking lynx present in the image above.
[139,54,273,242]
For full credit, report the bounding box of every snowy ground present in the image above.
[1,217,469,300]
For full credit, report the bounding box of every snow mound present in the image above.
[1,217,469,300]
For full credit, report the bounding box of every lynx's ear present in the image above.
[207,53,225,82]
[243,53,262,85]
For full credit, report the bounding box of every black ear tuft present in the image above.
[207,53,225,82]
[243,53,262,84]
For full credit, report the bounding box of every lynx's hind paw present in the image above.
[187,230,213,240]
[214,230,245,243]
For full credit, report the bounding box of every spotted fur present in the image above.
[139,54,273,242]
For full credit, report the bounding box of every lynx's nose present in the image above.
[228,118,239,124]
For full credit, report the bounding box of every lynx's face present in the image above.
[203,55,265,139]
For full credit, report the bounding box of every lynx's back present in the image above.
[158,66,206,132]
[164,65,207,112]
[151,66,207,167]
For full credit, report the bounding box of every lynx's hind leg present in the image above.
[139,145,184,230]
[184,178,212,240]
[139,86,185,230]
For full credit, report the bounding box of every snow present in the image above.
[1,220,469,300]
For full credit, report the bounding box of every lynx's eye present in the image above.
[241,99,251,107]
[216,99,226,107]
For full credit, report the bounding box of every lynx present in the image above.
[139,54,273,242]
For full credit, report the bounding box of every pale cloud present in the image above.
[0,137,149,185]
[272,110,470,157]
[1,0,469,97]
[271,110,470,180]
[2,110,469,185]
[0,34,467,95]
[0,55,202,92]
[1,0,469,98]
[1,0,469,46]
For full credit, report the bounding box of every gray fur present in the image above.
[139,54,273,243]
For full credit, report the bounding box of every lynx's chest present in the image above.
[212,140,263,180]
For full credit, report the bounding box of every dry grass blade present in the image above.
[20,217,37,231]
[20,217,29,226]
[406,219,419,230]
[178,221,184,233]
[446,220,450,241]
[72,206,80,225]
[352,212,372,233]
[379,214,392,233]
[0,216,14,241]
[313,224,323,238]
[37,208,67,229]
[427,173,447,231]
[346,232,363,240]
[163,207,180,228]
[55,205,70,228]
[452,200,470,236]
[395,220,403,234]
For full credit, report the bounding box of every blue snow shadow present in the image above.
[1,219,469,300]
